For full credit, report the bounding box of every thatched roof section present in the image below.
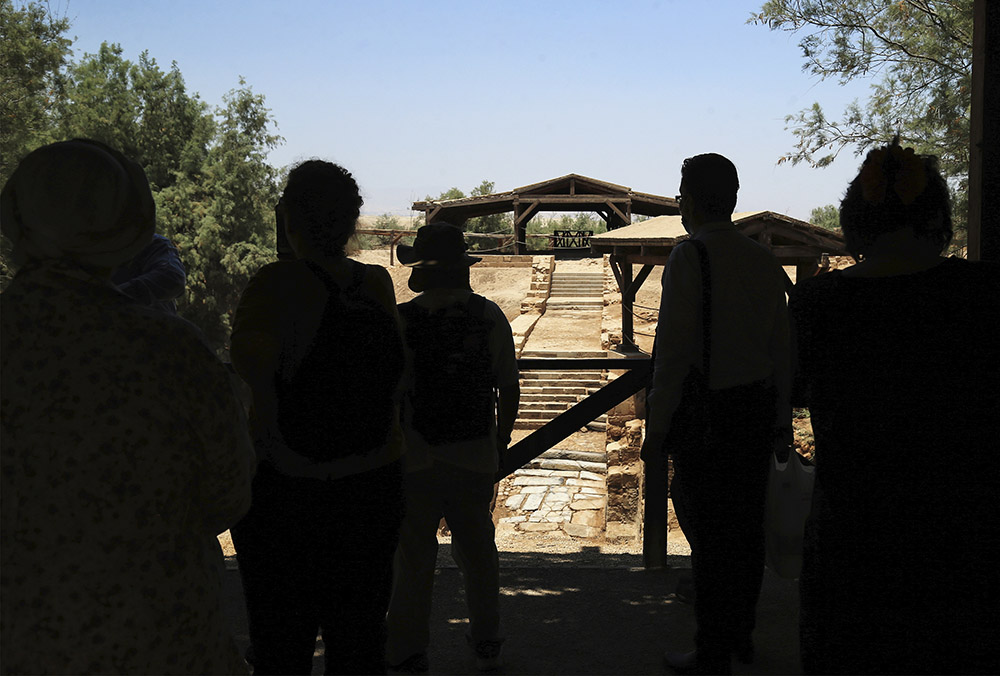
[590,211,848,264]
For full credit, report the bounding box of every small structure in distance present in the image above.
[411,174,680,255]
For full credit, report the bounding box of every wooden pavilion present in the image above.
[411,173,680,255]
[590,211,849,349]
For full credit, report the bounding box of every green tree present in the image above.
[159,81,282,354]
[809,204,840,231]
[466,180,514,252]
[750,1,973,244]
[55,43,214,191]
[0,0,72,186]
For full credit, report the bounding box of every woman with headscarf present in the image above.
[789,140,999,674]
[0,140,255,674]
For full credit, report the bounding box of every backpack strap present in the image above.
[302,259,339,295]
[347,261,366,293]
[467,292,488,318]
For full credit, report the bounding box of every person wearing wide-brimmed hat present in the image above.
[386,223,519,674]
[0,140,254,674]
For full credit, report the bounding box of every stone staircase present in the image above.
[545,269,604,311]
[515,349,608,431]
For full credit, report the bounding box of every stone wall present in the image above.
[603,381,646,538]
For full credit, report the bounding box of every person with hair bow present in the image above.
[790,139,1000,674]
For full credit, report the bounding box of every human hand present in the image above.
[773,427,793,463]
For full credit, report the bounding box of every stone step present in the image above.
[516,409,610,420]
[539,447,607,463]
[520,350,608,358]
[514,413,608,429]
[519,370,604,379]
[520,386,595,396]
[520,393,582,403]
[525,457,608,473]
[519,386,600,396]
[551,273,604,279]
[518,401,573,412]
[545,302,604,310]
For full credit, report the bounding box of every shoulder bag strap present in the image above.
[687,238,711,380]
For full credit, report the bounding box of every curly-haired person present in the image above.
[229,160,406,675]
[789,140,1000,674]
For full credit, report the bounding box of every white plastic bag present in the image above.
[764,450,815,579]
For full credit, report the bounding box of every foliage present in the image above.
[155,81,282,354]
[809,203,840,231]
[750,0,973,246]
[0,7,283,355]
[0,0,72,187]
[354,213,404,249]
[526,213,606,251]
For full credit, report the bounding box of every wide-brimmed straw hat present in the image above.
[397,222,481,268]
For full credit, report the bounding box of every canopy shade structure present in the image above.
[411,173,680,254]
[590,211,849,350]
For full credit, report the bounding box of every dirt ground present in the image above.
[350,249,531,321]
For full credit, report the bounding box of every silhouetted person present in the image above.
[0,139,254,674]
[112,232,187,314]
[385,223,519,674]
[229,160,406,675]
[641,154,791,675]
[790,140,1000,674]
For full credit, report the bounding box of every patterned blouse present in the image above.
[1,260,255,674]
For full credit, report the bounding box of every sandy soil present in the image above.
[350,249,531,321]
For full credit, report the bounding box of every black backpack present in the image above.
[275,261,404,462]
[398,294,497,445]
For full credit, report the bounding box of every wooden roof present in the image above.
[411,173,679,224]
[589,211,849,264]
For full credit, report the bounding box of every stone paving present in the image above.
[497,451,608,538]
[499,259,612,539]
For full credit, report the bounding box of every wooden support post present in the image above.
[389,233,404,266]
[969,0,1000,261]
[620,256,635,349]
[642,453,669,568]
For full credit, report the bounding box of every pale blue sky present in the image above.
[59,0,877,221]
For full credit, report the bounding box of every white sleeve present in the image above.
[485,300,519,389]
[644,243,702,447]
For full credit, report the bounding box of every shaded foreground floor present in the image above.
[223,548,802,675]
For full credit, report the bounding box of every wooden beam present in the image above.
[515,194,631,204]
[770,245,839,258]
[623,264,655,301]
[514,201,539,227]
[498,365,651,482]
[606,200,630,225]
[759,228,772,251]
[609,254,625,291]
